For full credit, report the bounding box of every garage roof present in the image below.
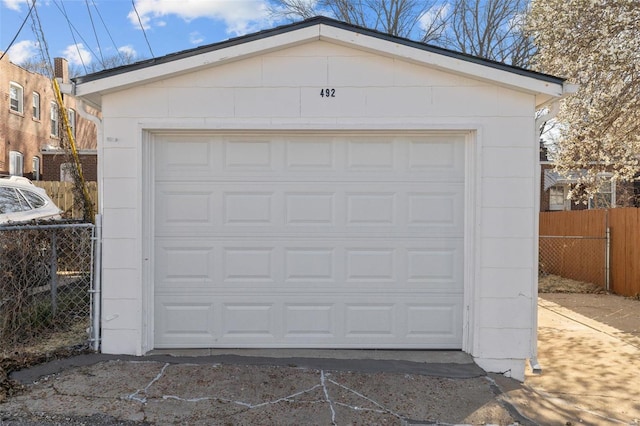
[73,16,569,109]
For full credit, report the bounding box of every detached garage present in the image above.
[73,17,571,380]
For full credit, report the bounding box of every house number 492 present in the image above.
[320,88,336,98]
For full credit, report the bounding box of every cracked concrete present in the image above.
[2,354,518,425]
[2,293,638,425]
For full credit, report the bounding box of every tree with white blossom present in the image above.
[528,0,640,204]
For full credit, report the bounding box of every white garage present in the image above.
[73,17,571,380]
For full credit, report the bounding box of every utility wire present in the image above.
[91,0,124,62]
[29,0,54,78]
[131,0,155,57]
[0,0,36,62]
[57,0,88,74]
[84,0,105,66]
[53,0,102,73]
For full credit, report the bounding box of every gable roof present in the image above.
[73,16,570,109]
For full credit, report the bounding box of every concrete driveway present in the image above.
[506,294,640,425]
[1,293,639,425]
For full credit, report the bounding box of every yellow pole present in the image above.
[52,78,94,222]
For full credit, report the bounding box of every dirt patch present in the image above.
[538,274,607,294]
[0,320,91,403]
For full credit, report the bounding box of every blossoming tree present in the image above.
[528,0,640,204]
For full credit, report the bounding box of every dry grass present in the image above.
[538,274,607,294]
[0,320,91,403]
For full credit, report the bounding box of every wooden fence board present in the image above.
[33,181,98,220]
[541,208,640,297]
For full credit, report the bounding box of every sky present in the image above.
[0,0,280,75]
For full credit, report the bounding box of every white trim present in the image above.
[75,24,564,109]
[141,130,154,354]
[548,185,570,211]
[50,101,59,137]
[317,24,562,101]
[9,151,24,176]
[140,127,477,354]
[9,82,24,114]
[76,26,320,100]
[462,129,479,353]
[32,92,40,120]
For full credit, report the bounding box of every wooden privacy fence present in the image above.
[539,210,608,288]
[540,208,640,297]
[34,181,98,220]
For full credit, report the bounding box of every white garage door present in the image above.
[153,133,465,348]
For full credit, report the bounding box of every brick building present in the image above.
[540,146,639,211]
[0,53,97,181]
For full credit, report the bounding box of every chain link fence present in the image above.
[539,235,609,289]
[0,222,95,353]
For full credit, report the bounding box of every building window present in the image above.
[589,176,615,209]
[50,102,59,137]
[33,92,41,119]
[9,151,24,176]
[9,82,23,113]
[60,163,75,182]
[32,156,41,181]
[68,108,76,137]
[549,185,569,211]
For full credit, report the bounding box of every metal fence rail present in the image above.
[0,222,95,352]
[539,235,609,289]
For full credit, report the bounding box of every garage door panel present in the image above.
[155,136,215,176]
[155,238,463,292]
[154,133,466,349]
[154,295,462,348]
[156,189,217,227]
[155,135,465,181]
[284,304,335,337]
[222,303,278,338]
[224,192,275,225]
[155,182,464,237]
[285,138,336,170]
[155,243,216,289]
[406,303,460,339]
[156,300,215,340]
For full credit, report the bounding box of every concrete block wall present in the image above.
[97,38,541,379]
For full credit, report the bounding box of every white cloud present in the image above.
[2,0,28,11]
[128,0,272,36]
[419,3,450,37]
[189,31,204,45]
[118,45,137,57]
[62,43,93,67]
[7,39,39,64]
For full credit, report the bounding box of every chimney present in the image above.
[54,57,69,83]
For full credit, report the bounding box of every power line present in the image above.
[29,0,54,78]
[131,0,155,58]
[57,0,88,74]
[91,0,124,62]
[84,0,105,66]
[0,0,36,62]
[53,0,100,72]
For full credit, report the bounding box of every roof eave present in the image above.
[74,16,567,108]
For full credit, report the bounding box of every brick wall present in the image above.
[42,152,97,181]
[0,53,97,179]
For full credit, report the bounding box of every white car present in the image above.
[0,176,62,224]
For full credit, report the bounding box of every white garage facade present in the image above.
[74,17,570,380]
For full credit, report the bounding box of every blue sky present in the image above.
[1,0,279,75]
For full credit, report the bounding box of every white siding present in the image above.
[97,38,540,380]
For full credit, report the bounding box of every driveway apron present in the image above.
[505,297,640,425]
